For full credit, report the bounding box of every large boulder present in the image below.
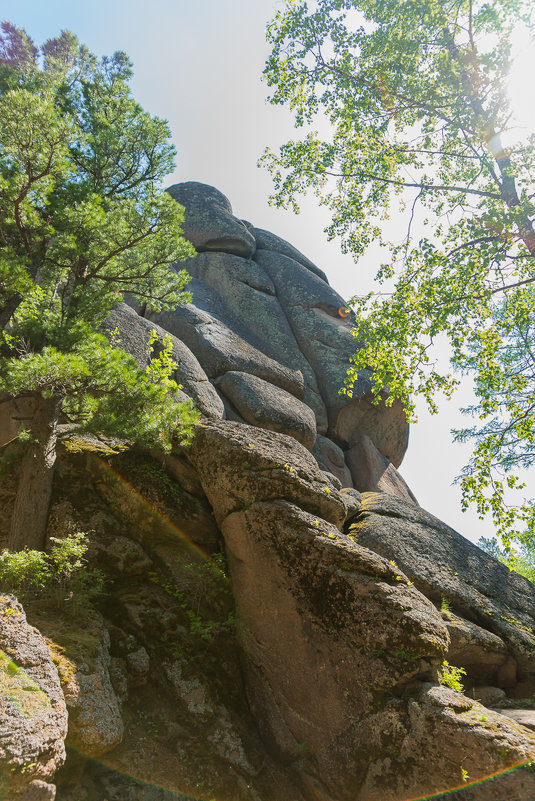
[216,371,317,449]
[167,182,256,257]
[349,493,535,682]
[0,595,67,801]
[187,420,535,801]
[187,420,346,529]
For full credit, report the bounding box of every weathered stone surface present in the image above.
[0,596,67,801]
[187,420,346,529]
[345,435,417,502]
[357,684,535,801]
[256,249,409,465]
[50,610,124,758]
[349,493,535,677]
[340,487,363,522]
[496,708,535,731]
[149,300,306,398]
[187,418,535,801]
[102,303,224,419]
[312,435,353,488]
[216,371,317,449]
[167,182,256,257]
[332,393,409,469]
[182,251,328,429]
[84,447,219,555]
[251,227,329,283]
[222,502,448,799]
[445,612,509,683]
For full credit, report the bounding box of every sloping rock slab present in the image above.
[0,595,67,801]
[251,227,328,283]
[103,303,224,419]
[345,435,417,502]
[187,420,346,528]
[217,371,317,449]
[349,493,535,675]
[167,182,256,257]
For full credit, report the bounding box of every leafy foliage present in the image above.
[0,531,104,611]
[262,0,535,546]
[0,24,198,547]
[440,660,467,692]
[478,533,535,583]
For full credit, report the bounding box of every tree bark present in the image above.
[8,396,60,552]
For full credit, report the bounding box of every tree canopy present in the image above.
[262,0,535,549]
[0,23,198,550]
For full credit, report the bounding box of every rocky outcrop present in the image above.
[188,420,535,801]
[167,182,256,257]
[125,182,410,486]
[349,493,535,684]
[0,596,67,801]
[2,181,535,801]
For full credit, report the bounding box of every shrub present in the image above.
[440,660,467,693]
[0,532,103,611]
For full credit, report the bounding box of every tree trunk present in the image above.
[8,396,60,552]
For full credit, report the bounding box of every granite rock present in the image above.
[167,182,256,257]
[0,596,67,801]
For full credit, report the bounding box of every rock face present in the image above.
[1,181,535,801]
[349,493,535,682]
[0,596,67,801]
[189,421,535,801]
[138,182,410,476]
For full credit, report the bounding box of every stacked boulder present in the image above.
[2,181,535,801]
[107,181,411,499]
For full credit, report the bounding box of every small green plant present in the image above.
[440,597,452,618]
[440,661,467,693]
[148,569,235,642]
[0,532,103,611]
[392,648,418,661]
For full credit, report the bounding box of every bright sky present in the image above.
[3,0,531,545]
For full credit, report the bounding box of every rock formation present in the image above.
[1,181,535,801]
